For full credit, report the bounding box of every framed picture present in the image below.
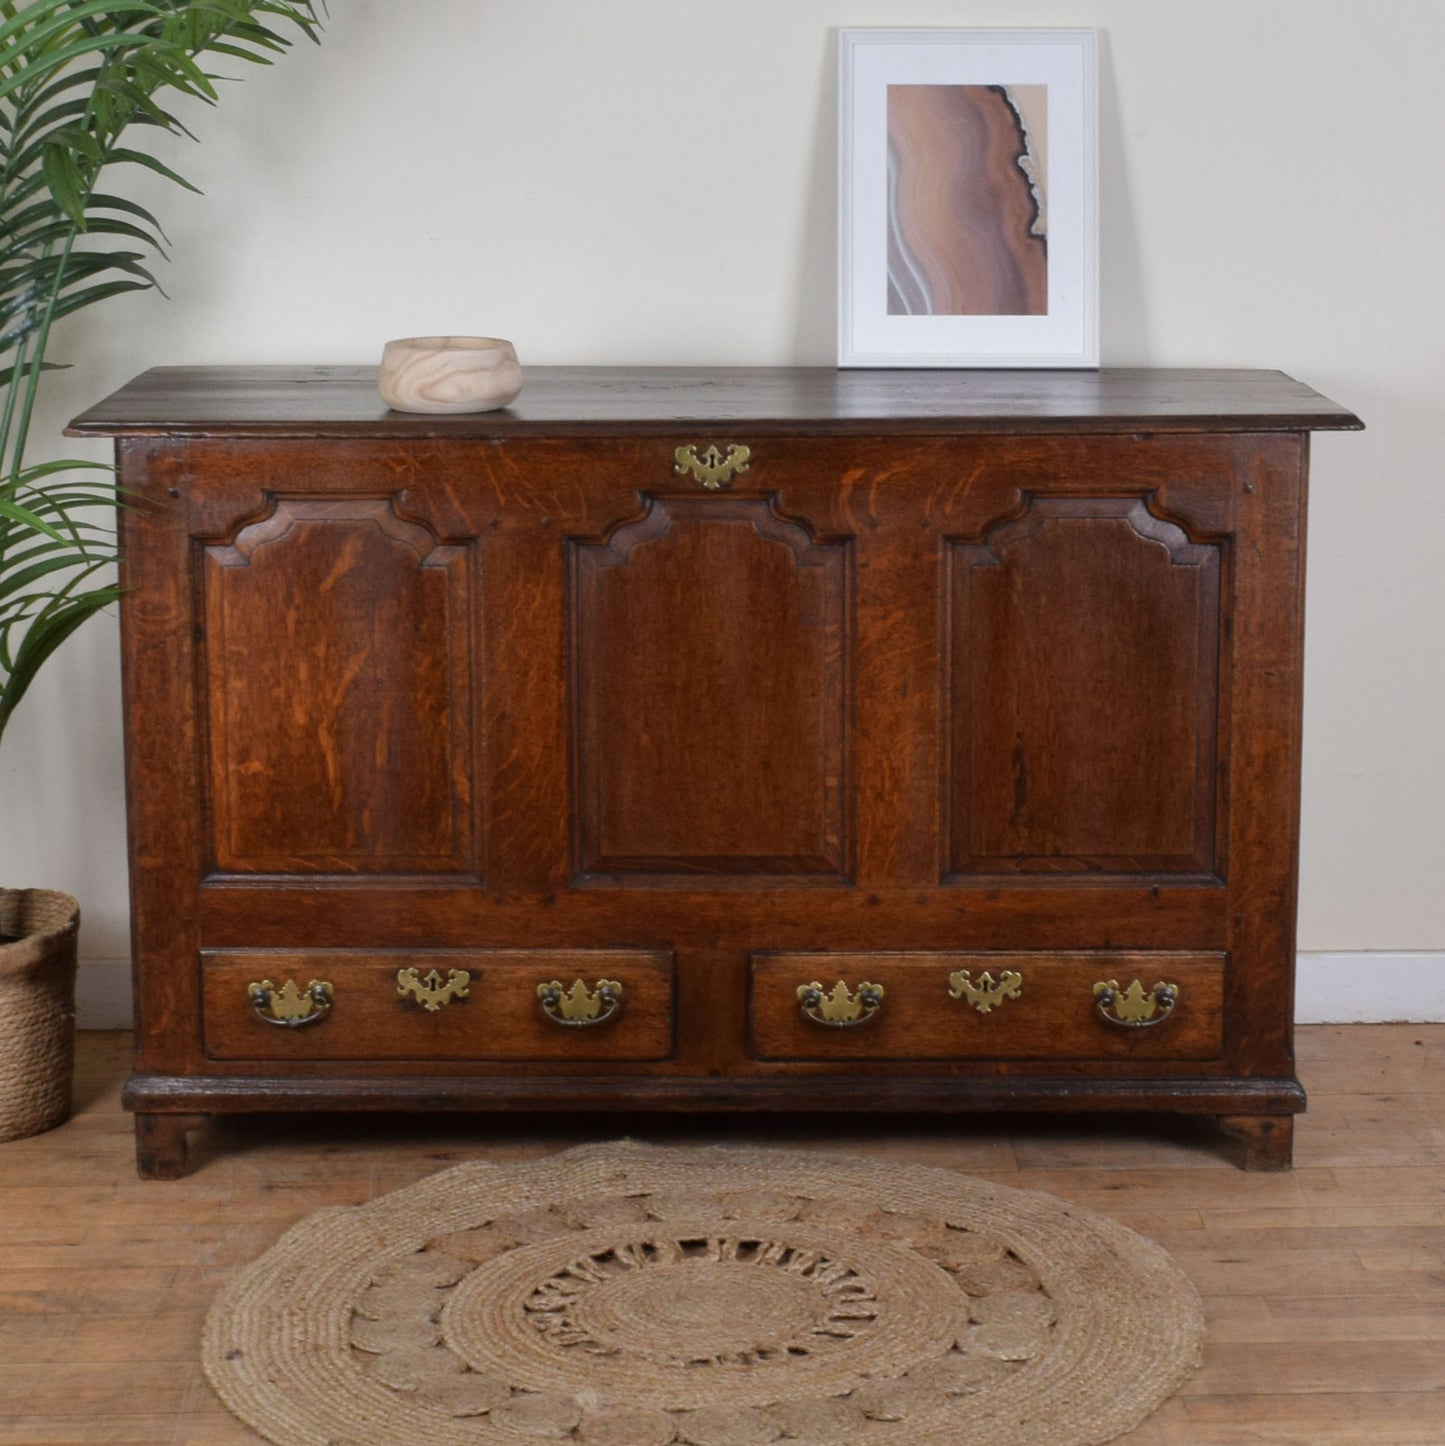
[838,28,1098,368]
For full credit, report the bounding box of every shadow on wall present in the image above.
[1096,31,1148,364]
[790,30,838,364]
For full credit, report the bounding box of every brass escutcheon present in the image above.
[1094,978,1180,1028]
[948,968,1023,1015]
[538,978,623,1027]
[396,967,471,1013]
[673,442,752,490]
[797,979,884,1027]
[248,978,333,1027]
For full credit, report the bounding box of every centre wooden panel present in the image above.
[201,496,476,875]
[947,497,1223,876]
[571,495,851,877]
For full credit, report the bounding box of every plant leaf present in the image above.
[40,142,88,225]
[0,494,67,541]
[101,145,203,192]
[0,581,121,743]
[0,0,323,740]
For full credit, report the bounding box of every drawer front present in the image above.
[203,949,673,1062]
[750,951,1224,1061]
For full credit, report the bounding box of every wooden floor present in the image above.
[0,1027,1442,1444]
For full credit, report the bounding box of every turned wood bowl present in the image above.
[377,335,523,414]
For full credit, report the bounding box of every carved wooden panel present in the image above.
[947,496,1223,875]
[571,496,851,877]
[201,496,476,874]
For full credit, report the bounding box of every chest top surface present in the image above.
[68,365,1362,440]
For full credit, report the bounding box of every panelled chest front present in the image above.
[68,366,1361,1176]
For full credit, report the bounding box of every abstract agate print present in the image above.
[887,84,1048,316]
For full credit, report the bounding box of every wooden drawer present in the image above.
[750,951,1225,1061]
[202,949,674,1062]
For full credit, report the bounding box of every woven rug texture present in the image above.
[203,1142,1204,1445]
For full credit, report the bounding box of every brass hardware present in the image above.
[948,968,1023,1015]
[248,977,333,1027]
[396,967,471,1013]
[797,979,884,1027]
[538,978,623,1027]
[1093,979,1180,1028]
[673,442,752,490]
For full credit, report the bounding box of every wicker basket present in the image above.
[0,888,80,1142]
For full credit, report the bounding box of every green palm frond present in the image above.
[0,0,322,748]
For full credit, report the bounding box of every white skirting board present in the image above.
[72,952,1445,1029]
[1294,952,1445,1023]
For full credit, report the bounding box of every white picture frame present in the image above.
[838,28,1098,369]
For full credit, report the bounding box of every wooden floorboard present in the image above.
[0,1025,1441,1443]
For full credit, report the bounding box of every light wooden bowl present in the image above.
[377,335,523,414]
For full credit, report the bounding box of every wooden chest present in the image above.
[69,366,1361,1176]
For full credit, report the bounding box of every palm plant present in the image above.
[0,0,321,748]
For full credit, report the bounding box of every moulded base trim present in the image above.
[122,1070,1306,1117]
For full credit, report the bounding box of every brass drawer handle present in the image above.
[797,979,884,1027]
[538,978,623,1027]
[396,967,471,1012]
[248,978,333,1028]
[948,968,1023,1014]
[674,442,752,490]
[1094,979,1179,1028]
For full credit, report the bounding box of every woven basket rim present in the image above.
[0,888,80,978]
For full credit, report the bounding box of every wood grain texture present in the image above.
[1218,1113,1295,1171]
[88,368,1361,1176]
[122,1072,1305,1118]
[199,949,673,1063]
[132,1112,205,1181]
[1222,436,1310,1084]
[947,497,1222,875]
[1,1027,1440,1442]
[750,951,1225,1061]
[115,440,207,1082]
[202,496,476,874]
[67,366,1364,439]
[571,495,850,877]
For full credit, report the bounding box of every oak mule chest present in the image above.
[69,366,1361,1177]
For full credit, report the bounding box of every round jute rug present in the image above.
[203,1142,1203,1446]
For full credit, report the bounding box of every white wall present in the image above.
[1,0,1441,1023]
